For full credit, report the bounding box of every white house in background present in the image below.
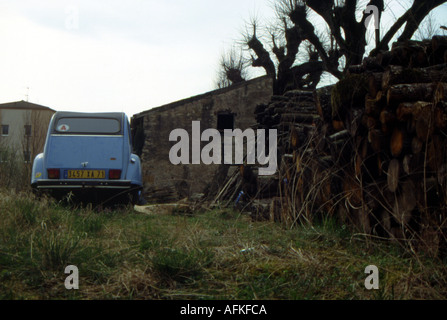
[0,100,56,163]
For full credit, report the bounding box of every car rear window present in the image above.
[55,117,121,135]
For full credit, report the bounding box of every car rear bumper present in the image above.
[32,179,141,190]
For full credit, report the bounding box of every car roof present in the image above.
[53,111,127,122]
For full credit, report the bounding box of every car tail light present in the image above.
[47,169,60,179]
[109,169,121,180]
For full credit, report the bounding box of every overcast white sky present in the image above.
[0,0,275,117]
[0,1,445,118]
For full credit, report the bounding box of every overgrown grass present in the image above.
[0,189,446,300]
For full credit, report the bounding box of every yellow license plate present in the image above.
[67,170,105,179]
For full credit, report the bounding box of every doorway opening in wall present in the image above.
[217,113,234,132]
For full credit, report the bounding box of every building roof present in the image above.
[0,100,56,112]
[132,75,273,119]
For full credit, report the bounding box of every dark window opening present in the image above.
[23,150,31,163]
[131,117,145,157]
[24,125,32,136]
[217,114,234,131]
[0,150,8,162]
[2,125,9,136]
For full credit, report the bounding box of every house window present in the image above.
[217,113,234,131]
[1,125,9,136]
[23,150,31,163]
[0,150,7,162]
[24,125,32,136]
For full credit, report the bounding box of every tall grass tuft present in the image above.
[151,248,214,284]
[36,231,81,271]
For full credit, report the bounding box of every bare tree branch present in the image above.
[372,0,447,55]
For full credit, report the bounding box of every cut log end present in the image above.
[387,159,400,192]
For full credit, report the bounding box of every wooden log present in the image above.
[396,101,432,121]
[389,43,429,68]
[411,136,423,154]
[368,72,383,99]
[365,116,377,129]
[435,81,447,104]
[332,120,344,132]
[342,175,363,207]
[392,179,416,225]
[403,154,412,175]
[355,153,363,178]
[286,101,316,109]
[409,45,430,68]
[283,90,315,102]
[396,102,415,121]
[365,91,384,116]
[388,45,412,67]
[379,109,396,133]
[290,126,299,149]
[313,99,325,120]
[360,137,369,159]
[390,127,408,158]
[386,83,439,105]
[269,197,283,222]
[387,159,400,192]
[362,55,383,71]
[274,106,317,114]
[437,163,447,187]
[329,129,350,141]
[432,36,447,64]
[377,154,383,176]
[368,129,383,153]
[415,108,435,141]
[391,39,432,50]
[382,65,447,92]
[425,63,447,70]
[313,85,334,122]
[280,112,319,123]
[377,50,394,68]
[427,134,445,171]
[348,64,366,74]
[435,101,447,129]
[345,108,365,137]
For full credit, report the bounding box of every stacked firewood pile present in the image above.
[291,36,447,254]
[251,89,327,222]
[212,36,447,255]
[329,37,447,252]
[143,185,180,204]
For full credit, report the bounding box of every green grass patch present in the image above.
[1,191,447,300]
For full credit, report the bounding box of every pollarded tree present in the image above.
[215,47,248,88]
[220,0,447,94]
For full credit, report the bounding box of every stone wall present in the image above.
[132,76,273,202]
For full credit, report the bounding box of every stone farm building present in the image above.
[132,76,273,202]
